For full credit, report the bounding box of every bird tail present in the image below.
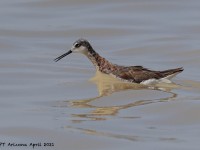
[160,67,184,79]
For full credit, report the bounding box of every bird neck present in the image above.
[85,49,114,73]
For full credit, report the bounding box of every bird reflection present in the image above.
[64,71,180,122]
[90,71,147,96]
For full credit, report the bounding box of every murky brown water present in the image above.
[1,0,200,149]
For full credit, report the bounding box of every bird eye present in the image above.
[75,43,80,48]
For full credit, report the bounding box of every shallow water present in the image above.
[1,0,200,149]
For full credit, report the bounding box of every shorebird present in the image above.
[54,39,183,85]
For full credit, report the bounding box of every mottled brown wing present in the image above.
[112,66,162,83]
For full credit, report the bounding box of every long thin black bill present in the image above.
[54,50,72,62]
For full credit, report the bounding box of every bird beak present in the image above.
[54,50,72,62]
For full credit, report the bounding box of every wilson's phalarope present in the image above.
[54,39,183,85]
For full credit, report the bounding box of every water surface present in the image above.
[1,0,200,149]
